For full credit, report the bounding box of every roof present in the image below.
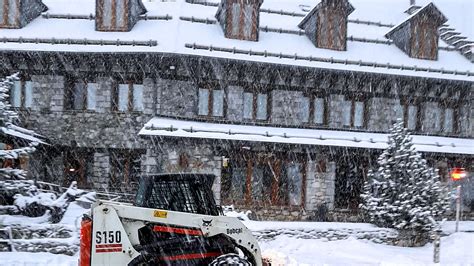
[385,2,448,39]
[298,0,355,29]
[139,117,474,155]
[0,0,472,82]
[1,126,46,144]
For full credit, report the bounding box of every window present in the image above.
[441,106,458,134]
[243,92,253,119]
[64,149,92,188]
[313,97,326,125]
[212,90,224,117]
[342,97,366,128]
[10,80,33,108]
[109,150,142,192]
[197,88,224,117]
[300,96,310,123]
[354,101,364,128]
[402,98,422,131]
[221,153,304,207]
[256,93,267,120]
[66,79,98,111]
[242,91,268,121]
[114,82,144,112]
[198,88,209,116]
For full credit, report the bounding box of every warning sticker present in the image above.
[154,210,168,218]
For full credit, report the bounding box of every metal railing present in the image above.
[184,43,473,77]
[0,37,158,47]
[0,227,15,252]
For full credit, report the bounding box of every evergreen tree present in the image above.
[0,73,39,179]
[360,121,450,232]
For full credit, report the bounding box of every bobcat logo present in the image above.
[202,219,213,227]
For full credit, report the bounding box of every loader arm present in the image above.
[88,200,262,266]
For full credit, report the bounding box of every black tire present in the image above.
[209,253,252,266]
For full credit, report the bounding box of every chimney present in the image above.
[215,0,263,41]
[405,0,421,15]
[96,0,147,32]
[0,0,47,29]
[386,3,447,60]
[298,0,355,51]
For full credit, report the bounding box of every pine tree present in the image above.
[0,73,39,179]
[360,121,450,233]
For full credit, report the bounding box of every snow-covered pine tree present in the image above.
[0,73,39,179]
[360,120,450,233]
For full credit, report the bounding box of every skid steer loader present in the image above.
[79,173,264,266]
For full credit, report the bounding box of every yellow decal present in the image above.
[154,210,168,218]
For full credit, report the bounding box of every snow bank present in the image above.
[261,232,473,265]
[0,251,78,265]
[223,205,252,221]
[0,211,51,226]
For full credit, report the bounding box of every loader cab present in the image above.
[134,173,220,216]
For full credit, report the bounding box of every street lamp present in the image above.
[451,167,467,232]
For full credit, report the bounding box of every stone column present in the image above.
[92,152,110,190]
[305,160,318,211]
[325,162,336,210]
[95,77,113,113]
[141,147,161,175]
[31,75,65,112]
[211,156,222,205]
[142,78,155,115]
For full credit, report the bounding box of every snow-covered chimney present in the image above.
[215,0,263,42]
[405,0,421,15]
[386,3,447,60]
[96,0,147,32]
[0,0,47,29]
[298,0,355,51]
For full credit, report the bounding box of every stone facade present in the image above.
[1,50,471,221]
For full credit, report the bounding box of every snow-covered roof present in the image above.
[0,0,472,81]
[1,126,46,144]
[139,117,474,155]
[385,2,447,39]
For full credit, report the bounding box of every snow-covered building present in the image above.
[0,0,472,220]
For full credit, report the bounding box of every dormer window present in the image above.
[0,0,47,29]
[215,0,263,41]
[96,0,147,32]
[298,0,354,51]
[385,3,447,61]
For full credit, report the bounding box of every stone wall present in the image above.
[367,98,403,131]
[226,85,244,122]
[305,160,336,211]
[159,79,197,118]
[92,152,110,189]
[423,101,442,132]
[328,94,345,128]
[142,139,223,204]
[271,90,306,126]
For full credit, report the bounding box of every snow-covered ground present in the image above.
[259,232,473,265]
[0,220,472,265]
[1,203,472,265]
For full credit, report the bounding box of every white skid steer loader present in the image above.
[79,173,265,266]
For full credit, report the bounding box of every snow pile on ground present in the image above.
[260,232,473,265]
[0,199,89,255]
[0,251,78,265]
[223,205,252,221]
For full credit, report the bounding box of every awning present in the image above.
[139,117,474,155]
[2,126,46,144]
